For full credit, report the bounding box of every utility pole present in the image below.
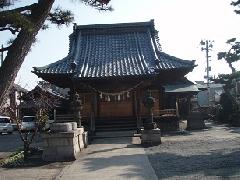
[200,40,214,106]
[1,44,3,66]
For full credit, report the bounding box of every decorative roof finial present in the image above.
[73,23,77,31]
[70,61,77,72]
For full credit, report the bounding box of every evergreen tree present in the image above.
[0,0,112,108]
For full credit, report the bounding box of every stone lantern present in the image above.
[142,91,157,130]
[141,90,161,146]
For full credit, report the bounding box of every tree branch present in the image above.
[0,45,11,52]
[0,11,33,31]
[81,0,113,10]
[47,7,74,26]
[1,3,37,14]
[0,27,19,34]
[231,0,240,6]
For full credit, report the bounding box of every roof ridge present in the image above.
[74,20,155,30]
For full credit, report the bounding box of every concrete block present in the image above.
[83,132,88,148]
[71,122,77,130]
[50,123,73,132]
[78,134,84,149]
[48,138,73,146]
[42,127,87,162]
[141,129,161,146]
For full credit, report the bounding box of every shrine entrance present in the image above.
[99,93,133,118]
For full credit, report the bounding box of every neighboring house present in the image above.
[32,20,196,132]
[19,82,67,118]
[0,84,28,121]
[195,81,224,107]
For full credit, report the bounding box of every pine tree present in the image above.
[0,0,112,107]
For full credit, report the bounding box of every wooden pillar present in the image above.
[53,109,56,122]
[136,89,142,130]
[69,86,75,104]
[162,90,167,109]
[187,95,191,115]
[159,87,164,110]
[96,93,100,118]
[70,82,82,127]
[92,93,98,117]
[175,96,180,118]
[132,91,137,117]
[74,93,82,127]
[90,92,97,132]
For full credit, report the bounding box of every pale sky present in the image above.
[2,0,240,89]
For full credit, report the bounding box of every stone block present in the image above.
[83,132,88,148]
[71,122,77,130]
[50,123,73,132]
[187,111,205,130]
[77,127,84,134]
[48,138,73,146]
[42,127,87,162]
[141,128,161,146]
[78,133,85,149]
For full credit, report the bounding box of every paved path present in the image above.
[56,137,157,180]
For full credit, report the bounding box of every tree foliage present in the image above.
[231,0,240,14]
[0,0,112,107]
[217,1,240,74]
[217,38,240,73]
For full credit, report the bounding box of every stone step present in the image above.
[96,123,136,128]
[94,130,136,138]
[96,127,137,132]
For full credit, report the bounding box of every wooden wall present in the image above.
[99,101,133,117]
[79,89,162,119]
[80,93,92,117]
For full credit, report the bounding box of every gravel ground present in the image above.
[145,121,240,180]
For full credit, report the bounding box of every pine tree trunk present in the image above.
[0,0,55,107]
[228,62,236,73]
[24,140,30,161]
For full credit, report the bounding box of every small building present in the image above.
[19,82,67,118]
[195,82,224,107]
[32,20,196,132]
[0,84,28,121]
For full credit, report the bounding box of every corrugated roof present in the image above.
[164,84,200,93]
[33,20,195,78]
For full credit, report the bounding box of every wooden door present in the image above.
[99,94,133,117]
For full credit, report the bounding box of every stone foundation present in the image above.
[141,128,161,146]
[42,123,88,162]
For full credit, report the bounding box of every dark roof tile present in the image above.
[33,20,195,78]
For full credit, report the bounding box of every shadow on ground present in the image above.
[1,148,71,169]
[147,149,240,179]
[80,153,151,179]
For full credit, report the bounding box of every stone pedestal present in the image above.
[141,128,161,146]
[42,122,88,162]
[187,111,205,130]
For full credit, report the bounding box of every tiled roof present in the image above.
[33,20,195,78]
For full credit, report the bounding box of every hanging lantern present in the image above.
[127,92,130,98]
[100,93,103,99]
